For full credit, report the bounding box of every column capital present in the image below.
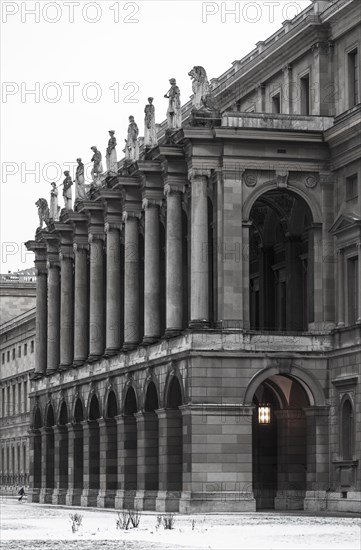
[46,258,60,270]
[35,266,48,276]
[88,232,105,243]
[188,168,211,181]
[73,242,88,253]
[122,210,142,222]
[164,182,186,196]
[104,221,122,233]
[282,63,292,73]
[59,249,74,261]
[142,197,163,210]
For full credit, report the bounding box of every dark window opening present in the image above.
[348,49,359,107]
[300,74,310,115]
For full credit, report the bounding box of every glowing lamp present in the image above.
[258,405,271,424]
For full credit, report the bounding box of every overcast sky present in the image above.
[1,0,312,273]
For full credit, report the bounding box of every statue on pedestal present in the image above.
[188,66,219,111]
[106,130,118,174]
[35,198,50,229]
[144,97,158,148]
[62,171,73,210]
[75,158,88,201]
[91,146,103,183]
[164,78,182,130]
[49,182,60,221]
[123,115,139,161]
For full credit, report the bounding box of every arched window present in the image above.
[341,398,353,460]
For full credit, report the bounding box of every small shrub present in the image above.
[70,513,83,533]
[129,506,142,528]
[162,513,176,530]
[192,519,196,530]
[116,510,131,530]
[156,515,163,530]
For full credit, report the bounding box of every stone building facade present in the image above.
[26,0,360,512]
[0,274,36,489]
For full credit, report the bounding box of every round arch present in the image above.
[164,372,184,408]
[58,401,69,425]
[88,393,101,420]
[144,380,159,412]
[143,375,161,410]
[122,383,139,415]
[72,396,84,423]
[243,363,326,407]
[243,182,322,224]
[32,406,43,429]
[105,389,118,418]
[45,403,55,427]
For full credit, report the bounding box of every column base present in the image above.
[142,336,160,345]
[30,372,43,381]
[39,488,54,504]
[73,359,86,367]
[65,488,83,506]
[179,491,256,513]
[46,369,58,376]
[122,343,138,351]
[27,487,41,503]
[80,488,99,507]
[304,490,361,513]
[97,489,116,508]
[274,490,305,510]
[59,363,72,371]
[308,322,335,332]
[189,319,210,330]
[115,489,136,510]
[134,490,158,511]
[155,491,181,512]
[52,488,67,505]
[337,322,345,328]
[164,329,182,339]
[303,490,328,512]
[103,348,120,358]
[87,354,102,363]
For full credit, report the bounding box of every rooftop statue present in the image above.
[62,170,73,210]
[106,130,118,174]
[164,78,182,130]
[144,97,158,148]
[91,146,103,183]
[35,198,50,229]
[75,158,89,202]
[123,115,139,161]
[188,66,219,111]
[49,182,60,221]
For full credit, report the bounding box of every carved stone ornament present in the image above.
[243,172,257,188]
[305,175,319,189]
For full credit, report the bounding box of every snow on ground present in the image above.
[1,497,360,550]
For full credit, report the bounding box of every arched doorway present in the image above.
[249,189,313,331]
[99,390,118,507]
[32,407,42,500]
[252,374,310,510]
[83,394,101,506]
[121,386,138,508]
[55,401,69,503]
[44,404,55,495]
[67,397,84,506]
[164,376,183,492]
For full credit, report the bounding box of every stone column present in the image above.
[337,249,345,327]
[105,224,122,355]
[39,427,54,504]
[97,418,117,508]
[73,244,89,365]
[47,259,60,373]
[34,267,47,375]
[156,408,182,512]
[115,415,137,509]
[189,171,209,327]
[179,404,255,513]
[304,406,330,511]
[123,212,140,349]
[134,411,159,510]
[143,199,161,343]
[88,234,105,361]
[282,64,293,114]
[242,222,252,330]
[59,252,74,368]
[52,425,68,504]
[81,420,100,507]
[357,243,361,324]
[65,423,83,506]
[27,429,41,503]
[164,184,184,336]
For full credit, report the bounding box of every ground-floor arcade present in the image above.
[27,346,360,514]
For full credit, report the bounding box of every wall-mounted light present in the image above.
[258,405,271,424]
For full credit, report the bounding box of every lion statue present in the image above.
[188,66,219,111]
[35,198,50,229]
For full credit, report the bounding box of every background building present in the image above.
[0,270,36,490]
[26,0,360,513]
